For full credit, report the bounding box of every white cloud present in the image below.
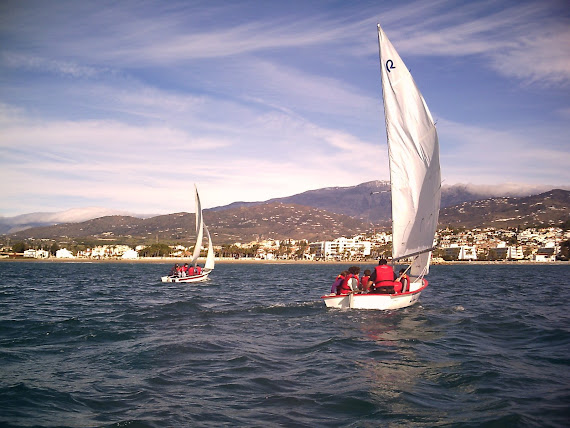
[438,118,570,185]
[0,100,385,216]
[444,183,570,198]
[383,1,570,86]
[1,0,568,217]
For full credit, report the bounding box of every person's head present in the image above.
[348,266,360,275]
[364,269,371,276]
[399,269,405,274]
[341,271,349,276]
[184,263,188,267]
[379,259,387,265]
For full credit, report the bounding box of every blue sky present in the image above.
[1,0,569,218]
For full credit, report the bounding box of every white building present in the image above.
[507,246,524,260]
[310,237,371,260]
[442,244,477,261]
[532,247,557,262]
[23,249,49,259]
[458,245,477,261]
[121,249,139,259]
[56,248,75,258]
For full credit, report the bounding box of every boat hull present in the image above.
[321,279,427,310]
[161,271,210,283]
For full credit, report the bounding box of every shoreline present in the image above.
[0,257,568,266]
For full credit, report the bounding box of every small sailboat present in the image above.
[322,24,441,310]
[161,185,215,283]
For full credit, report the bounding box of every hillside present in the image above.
[440,189,570,229]
[210,180,498,223]
[5,189,569,245]
[9,203,373,245]
[3,181,565,234]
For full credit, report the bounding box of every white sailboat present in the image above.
[322,24,441,310]
[161,185,215,283]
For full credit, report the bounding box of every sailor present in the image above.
[361,269,371,292]
[170,263,180,276]
[338,266,360,295]
[368,259,396,293]
[195,265,202,275]
[337,275,353,295]
[182,263,190,277]
[331,271,347,294]
[397,268,410,293]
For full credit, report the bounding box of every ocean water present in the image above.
[0,261,569,427]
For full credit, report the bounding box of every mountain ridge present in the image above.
[2,181,566,234]
[5,189,569,245]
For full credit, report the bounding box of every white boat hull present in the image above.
[161,271,210,283]
[322,280,427,310]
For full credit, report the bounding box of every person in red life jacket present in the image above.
[344,266,361,292]
[397,268,410,293]
[178,264,186,278]
[187,265,195,276]
[336,266,360,295]
[360,269,371,292]
[368,259,396,293]
[170,263,180,276]
[331,271,347,294]
[195,265,202,275]
[181,263,190,277]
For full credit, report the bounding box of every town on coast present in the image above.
[3,224,569,263]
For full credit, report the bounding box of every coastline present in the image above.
[1,257,568,266]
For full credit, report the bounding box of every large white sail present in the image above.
[377,24,441,276]
[204,225,215,271]
[190,185,204,266]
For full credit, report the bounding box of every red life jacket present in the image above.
[361,275,370,289]
[195,266,202,274]
[188,266,195,275]
[400,274,410,292]
[374,265,395,284]
[338,274,357,295]
[393,281,403,293]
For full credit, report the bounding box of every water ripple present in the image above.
[0,262,569,427]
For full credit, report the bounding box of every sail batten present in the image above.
[378,24,441,276]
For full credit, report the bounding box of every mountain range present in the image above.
[2,181,564,234]
[4,182,569,245]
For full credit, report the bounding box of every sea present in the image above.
[0,261,569,428]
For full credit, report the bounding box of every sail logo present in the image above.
[386,59,395,73]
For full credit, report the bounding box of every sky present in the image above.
[1,0,569,218]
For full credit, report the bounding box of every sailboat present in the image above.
[322,24,441,310]
[161,185,215,283]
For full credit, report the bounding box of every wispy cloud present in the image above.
[0,99,385,215]
[1,52,102,78]
[0,0,568,217]
[439,117,570,184]
[383,1,570,86]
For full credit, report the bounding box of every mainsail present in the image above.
[190,185,204,267]
[377,24,441,276]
